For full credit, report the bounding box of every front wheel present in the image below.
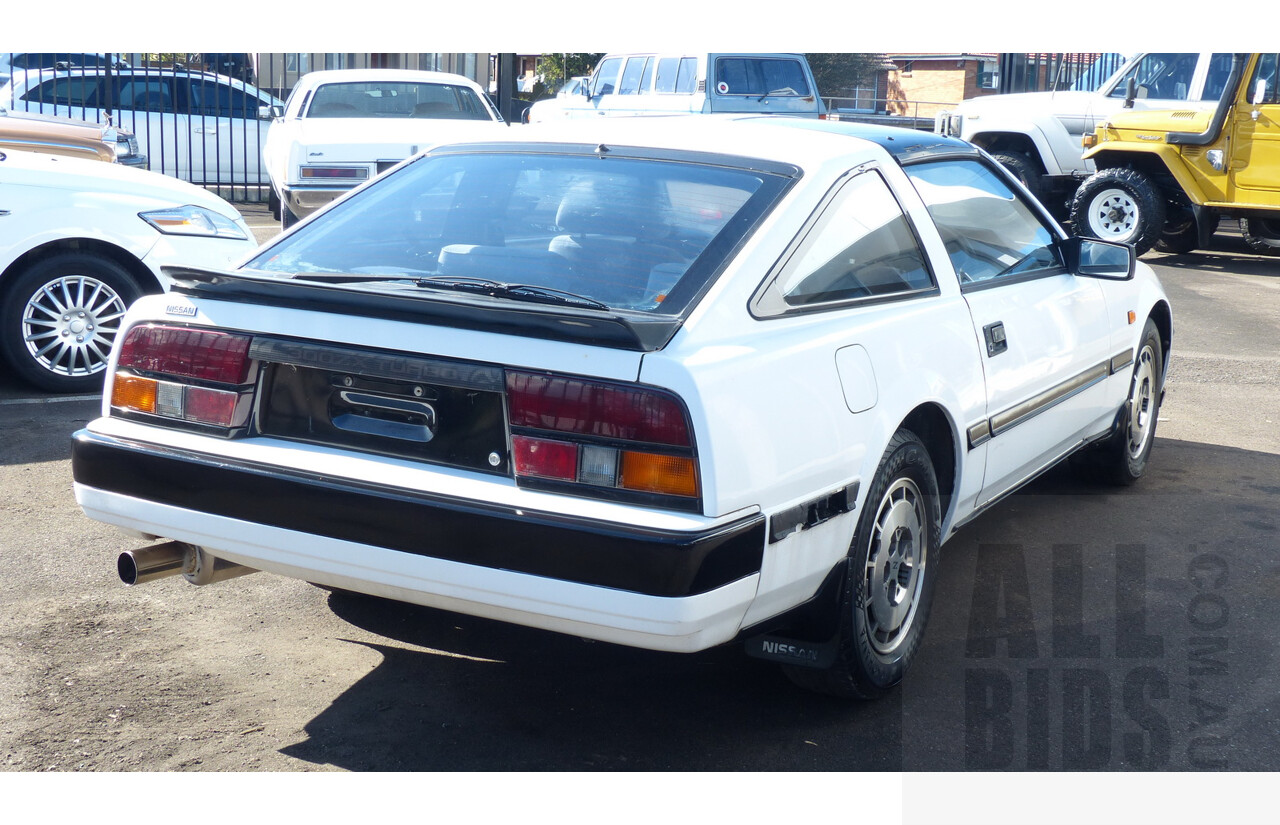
[1070,167,1166,256]
[1240,216,1280,256]
[783,429,942,699]
[0,253,144,393]
[1083,318,1164,486]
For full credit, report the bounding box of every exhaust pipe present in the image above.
[118,540,257,587]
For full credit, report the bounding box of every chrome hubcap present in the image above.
[22,275,127,379]
[863,478,927,655]
[1126,344,1158,459]
[1089,188,1138,240]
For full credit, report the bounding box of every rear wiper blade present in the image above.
[416,276,609,310]
[290,273,610,310]
[503,284,609,310]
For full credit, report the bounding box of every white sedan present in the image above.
[72,117,1170,698]
[0,148,258,392]
[262,69,506,228]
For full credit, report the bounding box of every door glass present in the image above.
[1107,53,1198,101]
[905,159,1059,285]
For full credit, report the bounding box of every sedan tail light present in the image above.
[110,325,255,430]
[505,370,699,506]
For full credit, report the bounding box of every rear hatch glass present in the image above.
[245,145,793,318]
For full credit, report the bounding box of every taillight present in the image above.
[505,370,699,504]
[300,166,369,181]
[110,325,255,430]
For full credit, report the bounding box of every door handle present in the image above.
[984,322,1008,357]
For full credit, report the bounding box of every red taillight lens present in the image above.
[118,326,252,384]
[505,371,698,502]
[112,325,253,430]
[505,371,690,447]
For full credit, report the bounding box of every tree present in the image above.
[805,53,884,98]
[533,53,604,97]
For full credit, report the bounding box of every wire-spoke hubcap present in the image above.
[22,275,127,378]
[1126,343,1158,459]
[864,478,928,655]
[1089,188,1138,240]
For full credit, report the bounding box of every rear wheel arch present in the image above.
[973,132,1046,172]
[899,403,958,522]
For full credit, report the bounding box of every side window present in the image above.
[25,76,103,107]
[619,57,648,95]
[655,57,680,93]
[116,77,174,113]
[592,58,623,97]
[640,58,655,95]
[675,57,698,94]
[1248,54,1280,105]
[1107,53,1197,101]
[904,159,1059,286]
[187,79,258,118]
[1201,53,1238,103]
[760,169,934,312]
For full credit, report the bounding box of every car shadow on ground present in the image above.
[278,437,1280,772]
[1144,227,1280,277]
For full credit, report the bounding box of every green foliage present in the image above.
[534,53,604,97]
[805,53,883,97]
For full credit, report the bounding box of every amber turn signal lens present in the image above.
[111,374,158,414]
[619,452,698,497]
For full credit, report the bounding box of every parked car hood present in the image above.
[0,148,242,218]
[288,118,507,160]
[956,90,1098,115]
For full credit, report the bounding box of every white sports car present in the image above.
[72,116,1171,698]
[261,69,506,228]
[0,148,258,392]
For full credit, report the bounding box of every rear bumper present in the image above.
[281,183,354,217]
[71,429,766,651]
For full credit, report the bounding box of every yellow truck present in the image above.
[1071,53,1280,255]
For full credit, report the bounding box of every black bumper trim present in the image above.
[72,431,764,598]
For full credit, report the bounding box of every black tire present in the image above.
[1084,318,1164,486]
[268,187,282,221]
[992,151,1047,205]
[1070,167,1166,256]
[1239,216,1280,256]
[783,429,942,699]
[0,252,145,393]
[1154,214,1199,254]
[282,203,300,230]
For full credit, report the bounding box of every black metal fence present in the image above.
[2,52,489,203]
[996,53,1128,95]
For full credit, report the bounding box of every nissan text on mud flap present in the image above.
[72,116,1172,699]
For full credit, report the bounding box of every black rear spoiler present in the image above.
[161,266,683,353]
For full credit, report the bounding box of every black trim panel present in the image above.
[72,432,763,598]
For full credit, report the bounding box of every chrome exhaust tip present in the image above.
[118,541,256,587]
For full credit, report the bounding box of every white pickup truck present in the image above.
[935,53,1233,213]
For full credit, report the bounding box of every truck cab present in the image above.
[1072,53,1280,256]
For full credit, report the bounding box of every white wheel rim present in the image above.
[1088,187,1139,241]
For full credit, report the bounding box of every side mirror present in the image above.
[1064,236,1135,280]
[1254,79,1268,105]
[259,104,283,120]
[1124,77,1137,108]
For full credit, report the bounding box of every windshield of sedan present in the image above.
[246,150,784,314]
[306,81,492,120]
